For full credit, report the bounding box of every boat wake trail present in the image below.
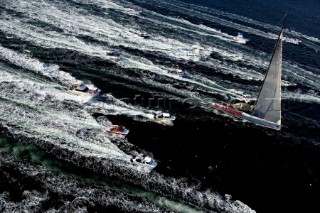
[1,0,319,212]
[0,44,255,212]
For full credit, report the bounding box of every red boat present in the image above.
[106,125,129,136]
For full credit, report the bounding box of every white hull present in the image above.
[235,39,246,44]
[234,33,248,44]
[69,90,98,96]
[154,117,175,121]
[132,162,157,173]
[241,112,281,130]
[130,159,157,173]
[212,103,281,130]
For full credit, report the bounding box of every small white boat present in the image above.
[69,82,100,97]
[130,154,157,173]
[234,32,248,44]
[154,112,176,121]
[281,80,297,87]
[167,68,186,77]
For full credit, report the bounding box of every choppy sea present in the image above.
[0,0,319,212]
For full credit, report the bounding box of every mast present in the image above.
[252,13,287,124]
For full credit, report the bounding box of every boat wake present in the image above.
[1,0,319,212]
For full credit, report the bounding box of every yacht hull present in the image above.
[211,103,281,130]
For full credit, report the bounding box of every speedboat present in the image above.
[107,51,121,57]
[140,33,152,39]
[133,8,142,15]
[188,44,207,61]
[106,125,129,136]
[154,112,176,121]
[234,32,248,44]
[130,154,157,173]
[281,80,297,87]
[69,82,100,96]
[167,68,186,77]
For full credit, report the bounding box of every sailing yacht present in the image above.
[211,14,287,130]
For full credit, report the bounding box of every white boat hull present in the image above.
[130,159,157,173]
[211,103,281,130]
[134,162,157,173]
[69,89,99,96]
[154,117,175,121]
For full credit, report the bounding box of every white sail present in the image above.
[252,30,283,125]
[211,14,286,130]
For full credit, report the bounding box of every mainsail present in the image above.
[211,13,287,130]
[252,29,283,125]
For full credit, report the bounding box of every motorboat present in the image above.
[106,125,129,136]
[234,32,248,44]
[167,68,186,77]
[130,154,157,173]
[154,112,176,121]
[281,80,297,87]
[140,33,152,39]
[107,51,121,57]
[133,8,142,15]
[69,82,100,96]
[187,44,208,61]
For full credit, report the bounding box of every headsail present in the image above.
[252,29,284,125]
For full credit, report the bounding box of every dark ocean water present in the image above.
[0,0,320,212]
[181,0,320,37]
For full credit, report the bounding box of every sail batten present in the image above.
[252,30,283,124]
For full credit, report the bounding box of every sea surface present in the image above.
[0,0,319,212]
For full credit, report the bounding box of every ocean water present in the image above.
[0,0,319,212]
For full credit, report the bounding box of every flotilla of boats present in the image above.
[67,82,176,172]
[63,15,293,173]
